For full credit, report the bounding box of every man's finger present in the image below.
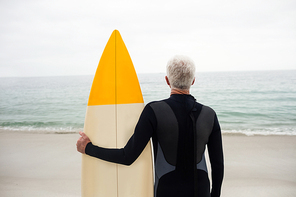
[79,131,87,138]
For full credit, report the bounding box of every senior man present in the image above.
[77,55,224,197]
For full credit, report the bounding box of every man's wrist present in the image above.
[84,142,92,155]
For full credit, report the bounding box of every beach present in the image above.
[0,130,295,197]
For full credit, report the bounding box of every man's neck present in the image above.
[170,88,190,95]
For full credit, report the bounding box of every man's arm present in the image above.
[207,114,224,197]
[76,104,156,165]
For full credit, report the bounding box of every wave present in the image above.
[0,121,83,133]
[222,127,296,136]
[0,122,296,136]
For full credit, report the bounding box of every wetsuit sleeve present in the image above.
[207,114,224,197]
[85,104,156,166]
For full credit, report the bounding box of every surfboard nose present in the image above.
[88,30,144,106]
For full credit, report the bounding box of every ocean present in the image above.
[0,70,295,135]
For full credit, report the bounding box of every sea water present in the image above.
[0,70,295,135]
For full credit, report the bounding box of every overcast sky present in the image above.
[0,0,295,77]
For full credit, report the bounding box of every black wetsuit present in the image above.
[85,94,224,197]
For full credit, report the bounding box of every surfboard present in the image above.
[81,30,154,197]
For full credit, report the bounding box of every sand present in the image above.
[221,134,296,197]
[0,130,295,197]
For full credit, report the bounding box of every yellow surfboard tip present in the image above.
[88,31,144,106]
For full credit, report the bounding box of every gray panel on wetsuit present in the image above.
[154,143,176,196]
[195,105,215,163]
[150,101,179,166]
[196,153,208,173]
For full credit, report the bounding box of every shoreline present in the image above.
[1,128,296,137]
[0,131,295,196]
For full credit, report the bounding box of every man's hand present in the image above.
[76,131,91,154]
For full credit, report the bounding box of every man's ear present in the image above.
[192,77,195,85]
[165,76,171,87]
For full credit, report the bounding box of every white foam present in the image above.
[222,128,296,136]
[0,126,82,134]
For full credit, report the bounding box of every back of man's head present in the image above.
[166,55,196,90]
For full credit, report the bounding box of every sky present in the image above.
[0,0,295,77]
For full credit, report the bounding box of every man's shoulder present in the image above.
[195,101,217,115]
[145,99,171,114]
[195,103,218,121]
[146,98,169,106]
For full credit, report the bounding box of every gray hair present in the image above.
[166,55,196,90]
